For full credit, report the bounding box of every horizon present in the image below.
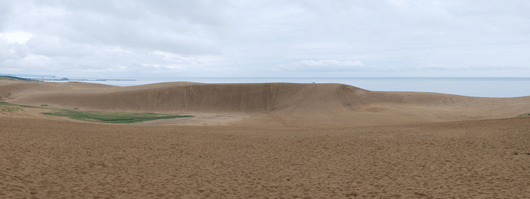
[1,0,529,77]
[3,74,530,79]
[3,74,529,98]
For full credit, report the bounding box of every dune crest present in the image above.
[3,83,369,112]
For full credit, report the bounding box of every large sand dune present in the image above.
[1,80,530,126]
[1,80,530,198]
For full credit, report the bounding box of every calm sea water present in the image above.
[47,77,530,98]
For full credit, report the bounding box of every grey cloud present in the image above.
[1,0,529,77]
[0,1,15,31]
[281,60,368,72]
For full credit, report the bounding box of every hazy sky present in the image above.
[1,0,529,77]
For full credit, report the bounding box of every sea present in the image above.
[43,77,530,98]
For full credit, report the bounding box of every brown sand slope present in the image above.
[1,116,530,198]
[1,80,530,126]
[2,80,530,198]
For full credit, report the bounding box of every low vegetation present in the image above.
[1,106,23,113]
[516,113,530,117]
[0,104,24,114]
[1,101,193,123]
[0,102,37,108]
[42,110,193,123]
[0,75,39,82]
[41,104,48,106]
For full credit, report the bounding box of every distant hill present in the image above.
[0,74,56,78]
[0,75,40,82]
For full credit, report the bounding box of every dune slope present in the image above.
[1,80,530,126]
[2,80,530,198]
[1,116,530,198]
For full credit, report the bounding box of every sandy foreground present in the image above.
[1,80,530,198]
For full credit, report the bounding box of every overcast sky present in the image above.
[1,0,529,77]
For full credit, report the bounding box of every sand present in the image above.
[1,79,530,198]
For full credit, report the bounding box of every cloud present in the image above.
[0,0,529,77]
[282,60,367,72]
[0,31,33,44]
[149,51,218,64]
[412,65,525,71]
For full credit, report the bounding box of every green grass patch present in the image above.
[41,104,48,106]
[516,113,530,117]
[0,102,38,108]
[42,110,193,123]
[0,101,194,123]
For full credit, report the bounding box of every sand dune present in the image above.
[1,115,530,198]
[1,80,530,126]
[2,80,530,198]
